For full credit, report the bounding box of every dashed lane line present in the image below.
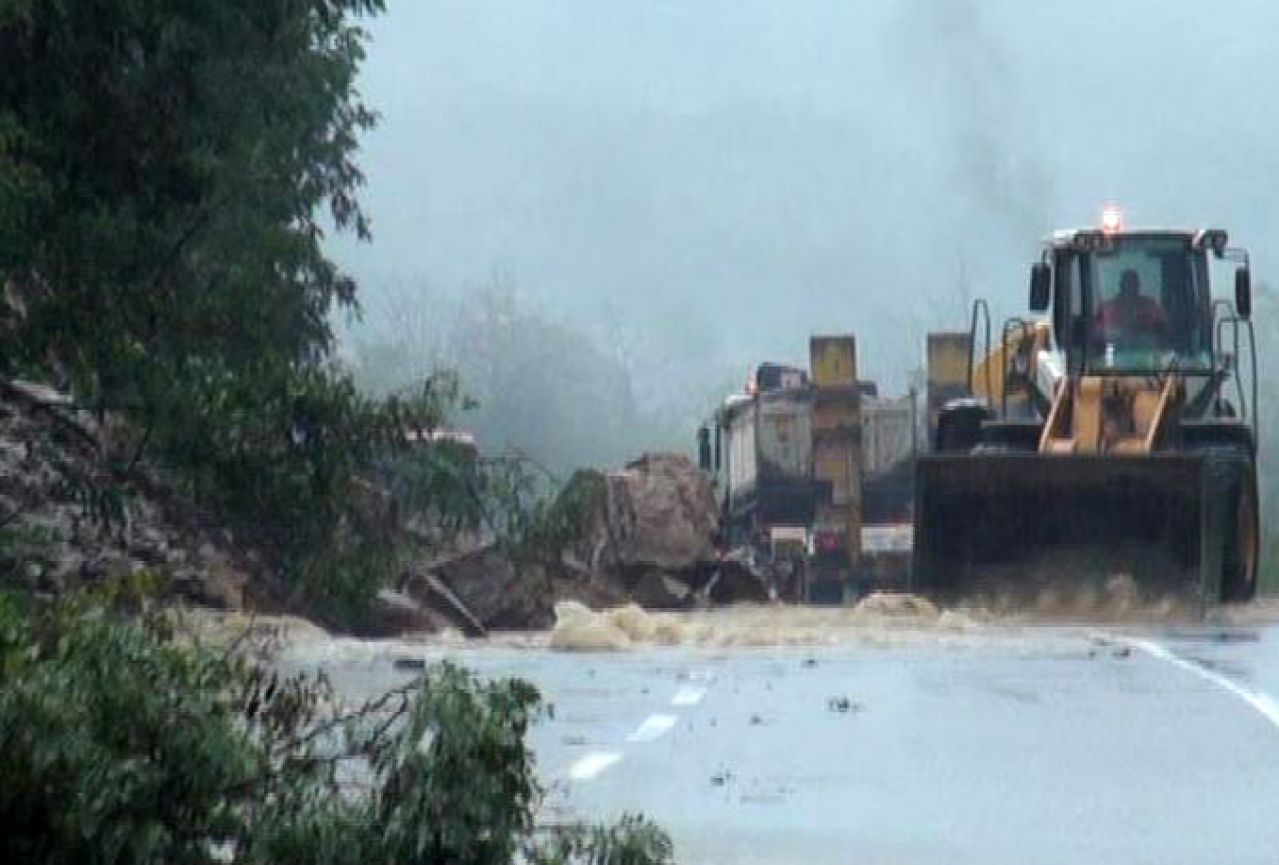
[627,713,679,742]
[561,668,713,782]
[671,685,706,707]
[567,751,623,781]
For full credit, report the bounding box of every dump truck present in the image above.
[699,337,920,601]
[700,341,866,602]
[859,393,918,589]
[707,361,825,556]
[913,209,1259,608]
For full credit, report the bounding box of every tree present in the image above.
[1,1,381,390]
[0,1,470,618]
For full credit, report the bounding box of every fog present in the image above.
[333,0,1279,466]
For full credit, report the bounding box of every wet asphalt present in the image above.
[292,623,1279,865]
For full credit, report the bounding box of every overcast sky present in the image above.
[332,0,1279,398]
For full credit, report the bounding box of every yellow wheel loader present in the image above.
[913,215,1259,609]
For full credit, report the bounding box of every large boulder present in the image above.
[702,556,772,605]
[406,549,634,634]
[547,558,630,610]
[592,452,719,573]
[417,548,553,631]
[630,569,693,610]
[355,589,455,638]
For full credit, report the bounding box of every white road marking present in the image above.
[567,751,622,781]
[562,673,709,783]
[627,713,678,742]
[672,685,706,706]
[1119,637,1279,731]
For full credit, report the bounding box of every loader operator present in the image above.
[1093,268,1167,347]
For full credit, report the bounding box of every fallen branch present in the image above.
[406,570,487,638]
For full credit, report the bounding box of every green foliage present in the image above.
[372,406,489,550]
[506,467,608,565]
[418,450,605,568]
[0,594,254,865]
[470,453,562,560]
[371,665,541,864]
[0,1,489,616]
[0,593,674,865]
[239,661,544,865]
[531,815,676,865]
[0,0,384,385]
[148,364,462,620]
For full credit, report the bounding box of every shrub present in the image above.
[0,593,675,865]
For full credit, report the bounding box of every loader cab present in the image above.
[1040,229,1221,377]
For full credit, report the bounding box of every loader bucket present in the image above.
[912,453,1217,611]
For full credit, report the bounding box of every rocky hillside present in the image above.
[0,380,250,608]
[1,379,768,635]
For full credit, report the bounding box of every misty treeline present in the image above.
[344,276,728,474]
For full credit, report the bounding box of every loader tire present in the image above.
[1207,449,1259,603]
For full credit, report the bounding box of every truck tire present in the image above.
[1207,449,1259,603]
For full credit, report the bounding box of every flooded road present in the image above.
[279,611,1279,865]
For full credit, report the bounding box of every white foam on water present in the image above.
[545,593,996,652]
